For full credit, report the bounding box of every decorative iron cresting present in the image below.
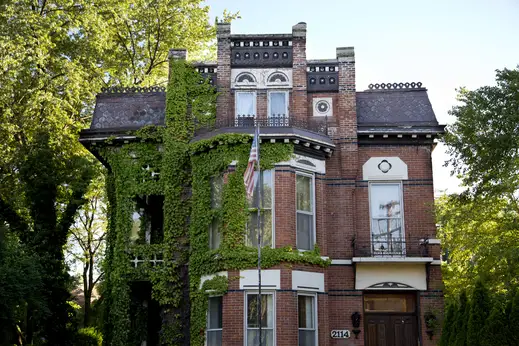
[195,113,329,136]
[368,82,423,90]
[100,86,166,94]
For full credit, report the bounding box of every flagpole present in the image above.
[256,121,263,346]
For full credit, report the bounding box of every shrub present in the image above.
[75,327,103,346]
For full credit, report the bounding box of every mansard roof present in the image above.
[86,84,444,137]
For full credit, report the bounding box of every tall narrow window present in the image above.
[369,183,404,255]
[246,293,274,346]
[130,196,164,244]
[246,170,273,248]
[209,175,224,250]
[296,173,315,250]
[268,91,288,120]
[236,91,256,117]
[298,295,317,346]
[207,296,223,346]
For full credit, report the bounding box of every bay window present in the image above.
[296,172,315,250]
[246,292,275,346]
[369,183,404,255]
[246,170,273,248]
[298,294,317,346]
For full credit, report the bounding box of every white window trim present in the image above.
[246,170,275,248]
[244,291,276,346]
[235,91,257,118]
[298,293,318,346]
[368,181,406,254]
[206,296,223,346]
[267,90,289,118]
[296,171,316,251]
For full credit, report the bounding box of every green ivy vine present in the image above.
[98,59,330,346]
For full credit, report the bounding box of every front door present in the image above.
[365,315,417,346]
[364,293,418,346]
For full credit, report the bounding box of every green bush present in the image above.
[467,280,491,346]
[75,327,103,346]
[440,301,456,346]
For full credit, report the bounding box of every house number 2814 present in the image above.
[330,330,351,339]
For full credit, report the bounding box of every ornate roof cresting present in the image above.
[368,82,423,90]
[100,86,166,94]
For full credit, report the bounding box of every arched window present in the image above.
[267,71,289,86]
[235,72,257,86]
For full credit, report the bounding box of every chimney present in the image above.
[336,47,356,137]
[216,22,232,122]
[336,46,357,177]
[292,22,308,121]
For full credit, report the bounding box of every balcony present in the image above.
[352,236,434,263]
[193,114,335,157]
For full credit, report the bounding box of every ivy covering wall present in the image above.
[98,57,330,346]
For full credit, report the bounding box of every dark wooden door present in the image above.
[391,315,417,346]
[365,315,417,346]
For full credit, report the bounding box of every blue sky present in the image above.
[205,0,519,193]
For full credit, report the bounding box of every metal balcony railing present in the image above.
[195,114,329,136]
[352,236,430,258]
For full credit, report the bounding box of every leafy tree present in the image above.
[436,193,519,296]
[467,280,491,346]
[440,301,456,346]
[67,172,107,327]
[0,0,236,343]
[443,67,519,200]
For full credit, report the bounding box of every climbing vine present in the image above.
[98,59,330,346]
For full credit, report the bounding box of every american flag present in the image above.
[244,126,259,198]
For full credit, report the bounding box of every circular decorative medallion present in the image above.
[315,100,330,114]
[378,160,392,173]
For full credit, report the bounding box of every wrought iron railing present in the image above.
[195,114,329,136]
[352,236,429,257]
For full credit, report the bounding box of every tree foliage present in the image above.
[437,193,519,296]
[443,67,519,200]
[0,0,237,343]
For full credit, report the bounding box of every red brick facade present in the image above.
[212,22,443,346]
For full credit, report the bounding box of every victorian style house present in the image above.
[80,22,445,346]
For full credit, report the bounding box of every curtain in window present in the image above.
[269,92,286,117]
[296,174,314,250]
[207,296,223,346]
[298,295,316,346]
[236,92,255,116]
[247,294,274,346]
[246,170,273,247]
